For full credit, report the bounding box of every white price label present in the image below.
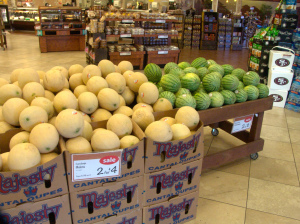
[35,25,41,30]
[64,25,69,29]
[122,19,134,23]
[158,35,168,38]
[156,19,166,23]
[188,27,192,30]
[158,50,168,54]
[120,33,132,38]
[120,51,132,56]
[72,150,122,182]
[231,114,254,133]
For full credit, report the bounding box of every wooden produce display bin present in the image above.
[109,51,145,70]
[146,50,180,65]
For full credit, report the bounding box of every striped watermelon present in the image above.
[180,73,201,92]
[208,64,224,76]
[159,91,176,106]
[175,88,191,98]
[243,71,260,86]
[208,91,224,108]
[234,89,248,103]
[144,63,162,83]
[191,57,208,69]
[158,86,164,94]
[221,75,239,91]
[164,62,178,74]
[202,73,221,92]
[160,74,181,93]
[193,83,207,95]
[222,64,234,75]
[175,94,196,108]
[244,85,259,100]
[178,62,191,70]
[219,85,224,91]
[238,81,244,89]
[194,92,211,110]
[232,68,246,81]
[207,59,217,67]
[184,67,200,76]
[220,90,236,105]
[257,83,269,98]
[210,72,222,80]
[169,67,185,78]
[197,67,209,80]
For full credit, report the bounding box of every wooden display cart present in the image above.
[146,50,180,65]
[109,51,145,69]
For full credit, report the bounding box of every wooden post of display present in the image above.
[212,0,218,12]
[236,0,242,14]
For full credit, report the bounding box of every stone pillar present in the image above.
[212,0,218,12]
[236,0,242,14]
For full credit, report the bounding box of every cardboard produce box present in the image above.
[94,208,142,224]
[70,176,143,224]
[143,191,198,224]
[268,67,294,90]
[143,159,203,206]
[0,194,72,223]
[61,119,145,193]
[0,129,69,210]
[268,88,289,107]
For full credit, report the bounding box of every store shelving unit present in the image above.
[171,13,184,48]
[183,15,192,48]
[201,11,218,50]
[192,15,201,49]
[231,15,244,51]
[85,31,107,65]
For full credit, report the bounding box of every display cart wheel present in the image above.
[250,153,259,160]
[211,128,219,136]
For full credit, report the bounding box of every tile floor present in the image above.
[1,32,300,224]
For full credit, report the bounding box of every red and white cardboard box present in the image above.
[268,88,289,108]
[70,176,144,224]
[95,208,143,224]
[269,47,295,69]
[143,159,202,206]
[268,67,294,90]
[143,191,198,224]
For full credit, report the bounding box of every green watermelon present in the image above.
[159,91,176,106]
[257,83,269,98]
[194,92,211,110]
[221,75,239,91]
[243,71,260,86]
[222,64,234,76]
[180,73,201,92]
[202,73,221,92]
[160,74,181,92]
[175,94,196,108]
[197,67,209,81]
[169,67,185,78]
[191,57,208,69]
[164,62,178,74]
[238,81,244,89]
[208,91,224,108]
[184,67,200,76]
[244,85,259,100]
[178,62,191,70]
[158,86,164,94]
[220,90,236,105]
[219,85,224,91]
[144,63,162,83]
[175,88,191,98]
[232,68,246,81]
[210,72,222,80]
[207,59,217,67]
[208,64,224,76]
[234,88,248,103]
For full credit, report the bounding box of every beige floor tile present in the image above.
[285,108,300,118]
[214,157,251,177]
[259,140,294,162]
[261,125,290,143]
[247,178,300,220]
[263,113,287,128]
[186,198,245,224]
[199,170,249,207]
[265,106,285,116]
[287,116,300,130]
[250,156,299,186]
[296,163,300,184]
[293,144,300,163]
[289,129,300,145]
[245,209,300,224]
[203,126,213,147]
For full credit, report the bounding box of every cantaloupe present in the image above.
[190,131,196,136]
[0,106,3,121]
[113,106,133,117]
[119,95,126,107]
[160,117,177,126]
[53,91,78,113]
[0,84,22,105]
[40,152,59,164]
[39,79,44,87]
[81,112,91,122]
[86,76,108,95]
[107,114,133,138]
[97,88,120,111]
[31,97,54,119]
[91,129,120,151]
[91,109,112,122]
[92,128,107,137]
[81,120,93,141]
[78,92,98,114]
[9,131,30,149]
[132,107,154,131]
[11,68,22,83]
[106,73,126,94]
[52,66,68,80]
[98,60,115,78]
[37,70,46,79]
[29,123,59,153]
[127,72,148,92]
[69,73,84,90]
[171,124,191,140]
[49,116,56,126]
[123,70,135,83]
[136,94,143,103]
[118,61,133,74]
[19,106,48,131]
[1,152,9,171]
[8,143,41,171]
[43,69,65,93]
[145,121,173,142]
[2,98,29,126]
[66,137,92,154]
[114,65,122,74]
[13,81,19,86]
[69,64,84,77]
[139,82,159,104]
[23,82,45,104]
[121,87,135,105]
[153,98,173,112]
[133,103,153,112]
[82,65,102,84]
[120,135,139,148]
[63,78,69,89]
[18,68,40,89]
[55,109,84,138]
[175,106,200,130]
[0,78,9,88]
[74,85,88,98]
[45,90,55,101]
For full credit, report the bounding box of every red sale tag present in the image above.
[231,114,254,133]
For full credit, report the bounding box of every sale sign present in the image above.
[231,114,254,133]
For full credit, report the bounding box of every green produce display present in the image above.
[144,63,162,83]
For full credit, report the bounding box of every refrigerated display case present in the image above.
[9,7,38,30]
[0,5,10,29]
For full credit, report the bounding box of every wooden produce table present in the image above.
[109,51,145,69]
[146,50,180,65]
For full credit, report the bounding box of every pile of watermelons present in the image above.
[143,57,269,110]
